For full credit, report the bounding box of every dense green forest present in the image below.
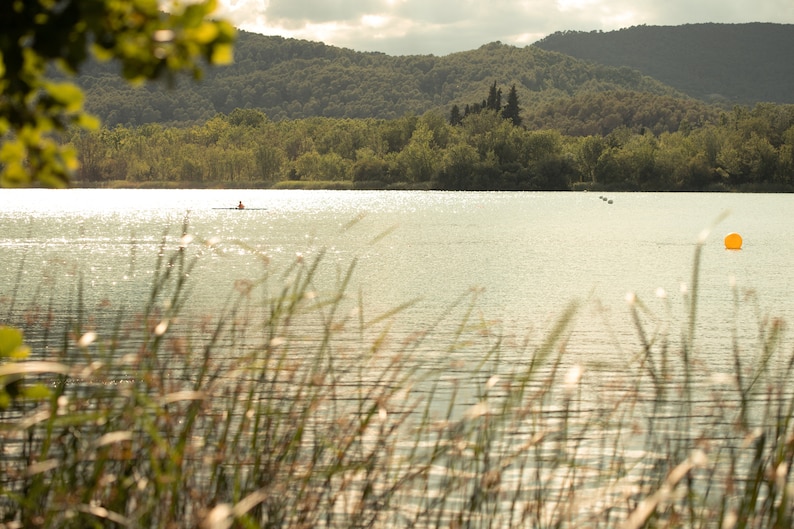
[78,33,683,126]
[74,23,794,127]
[64,23,794,191]
[534,23,794,104]
[68,97,794,191]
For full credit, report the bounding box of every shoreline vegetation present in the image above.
[71,179,794,193]
[2,224,794,527]
[65,100,794,192]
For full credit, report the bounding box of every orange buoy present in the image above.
[724,232,742,250]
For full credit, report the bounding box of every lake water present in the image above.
[3,189,794,525]
[2,189,792,368]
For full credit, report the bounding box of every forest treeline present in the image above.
[69,98,794,192]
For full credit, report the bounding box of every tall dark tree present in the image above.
[449,104,463,126]
[501,84,522,126]
[486,81,502,112]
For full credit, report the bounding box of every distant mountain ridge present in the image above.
[533,23,794,104]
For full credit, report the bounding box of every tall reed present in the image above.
[1,222,793,528]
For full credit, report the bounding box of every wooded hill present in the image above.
[534,23,794,105]
[78,31,688,128]
[74,23,793,130]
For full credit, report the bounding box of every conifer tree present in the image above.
[449,104,463,126]
[486,81,502,112]
[501,84,522,126]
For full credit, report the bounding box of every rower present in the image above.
[237,201,245,209]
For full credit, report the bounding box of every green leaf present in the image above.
[0,326,26,359]
[182,2,212,27]
[44,82,84,112]
[0,141,25,165]
[189,22,218,44]
[211,43,234,65]
[23,383,52,401]
[0,162,30,188]
[77,113,101,130]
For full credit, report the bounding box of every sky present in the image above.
[215,0,794,56]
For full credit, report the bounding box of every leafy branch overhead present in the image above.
[0,0,235,188]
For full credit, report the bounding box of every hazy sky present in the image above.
[216,0,794,56]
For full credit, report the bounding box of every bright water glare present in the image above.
[1,189,793,376]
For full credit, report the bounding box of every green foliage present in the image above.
[0,325,53,409]
[76,33,684,127]
[64,101,794,191]
[0,0,235,187]
[0,327,29,361]
[523,90,720,136]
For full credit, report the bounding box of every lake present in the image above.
[2,189,792,367]
[3,188,794,526]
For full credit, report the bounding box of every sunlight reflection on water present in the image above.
[2,189,794,373]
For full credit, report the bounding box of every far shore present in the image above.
[65,179,794,193]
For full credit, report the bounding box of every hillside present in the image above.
[76,33,683,127]
[533,23,794,104]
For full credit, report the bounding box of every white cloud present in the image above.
[215,0,794,55]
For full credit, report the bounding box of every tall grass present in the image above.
[1,223,794,528]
